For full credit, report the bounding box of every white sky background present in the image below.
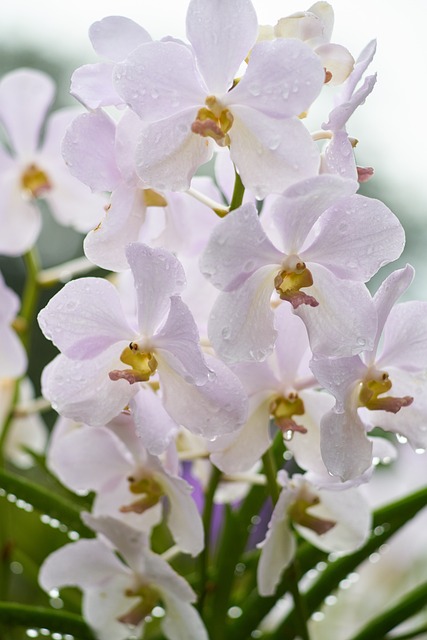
[1,1,427,269]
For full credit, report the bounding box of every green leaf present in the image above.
[0,603,96,639]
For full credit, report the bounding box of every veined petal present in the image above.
[159,355,248,439]
[71,63,123,109]
[62,110,122,192]
[229,107,320,199]
[372,265,414,355]
[89,16,152,62]
[187,0,258,95]
[226,38,324,118]
[271,174,358,254]
[84,184,145,272]
[200,202,283,292]
[295,264,377,358]
[41,351,137,427]
[378,301,427,372]
[208,265,277,363]
[210,395,271,473]
[154,296,209,386]
[320,407,373,481]
[39,539,129,593]
[257,487,297,596]
[114,41,206,121]
[161,593,209,640]
[47,425,133,493]
[0,69,54,155]
[130,386,178,455]
[125,243,186,337]
[38,277,133,359]
[135,110,213,191]
[303,194,405,281]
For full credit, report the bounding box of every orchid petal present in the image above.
[208,265,277,363]
[0,174,41,256]
[303,194,405,281]
[38,277,132,359]
[89,16,152,62]
[379,301,427,371]
[0,326,27,379]
[71,63,123,109]
[310,354,367,406]
[323,74,377,132]
[130,386,178,455]
[315,42,354,86]
[200,202,282,292]
[187,0,257,95]
[227,39,324,118]
[161,593,209,640]
[115,41,206,121]
[339,40,377,103]
[321,131,357,180]
[84,578,141,640]
[62,110,121,192]
[0,69,54,154]
[229,107,320,199]
[125,243,186,337]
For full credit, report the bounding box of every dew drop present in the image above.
[396,433,408,444]
[415,447,425,454]
[283,429,294,441]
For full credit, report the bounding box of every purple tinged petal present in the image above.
[0,327,27,379]
[70,63,123,109]
[372,264,414,354]
[303,194,405,281]
[226,39,324,118]
[0,173,41,256]
[378,301,427,372]
[320,408,373,481]
[295,264,377,358]
[0,68,54,155]
[208,265,278,364]
[320,131,357,180]
[114,41,206,121]
[323,74,377,132]
[41,350,138,426]
[62,110,122,192]
[310,354,367,406]
[187,0,258,95]
[339,39,377,103]
[154,296,209,386]
[135,109,213,191]
[130,387,178,455]
[228,107,320,199]
[272,174,358,254]
[200,202,283,292]
[38,277,133,359]
[274,304,312,386]
[125,243,186,337]
[89,16,152,62]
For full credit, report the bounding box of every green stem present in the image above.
[350,581,427,640]
[229,169,245,211]
[385,622,427,640]
[20,248,41,353]
[261,447,280,505]
[197,465,222,613]
[0,603,96,639]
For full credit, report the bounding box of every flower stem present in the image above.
[198,465,222,613]
[20,248,41,353]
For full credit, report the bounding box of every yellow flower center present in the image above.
[109,342,158,385]
[21,163,52,199]
[118,584,161,626]
[191,95,234,147]
[358,370,413,414]
[269,393,306,438]
[274,257,318,309]
[120,472,164,515]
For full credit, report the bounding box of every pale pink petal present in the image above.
[130,385,179,455]
[135,110,213,191]
[303,195,405,281]
[47,425,132,492]
[310,354,367,406]
[0,326,27,379]
[161,594,209,640]
[114,41,206,121]
[226,39,324,118]
[274,304,312,385]
[61,110,121,192]
[339,40,377,103]
[210,395,271,473]
[0,173,41,256]
[320,131,358,180]
[200,202,283,292]
[0,69,54,154]
[229,107,320,199]
[323,73,377,132]
[82,513,149,569]
[379,301,427,372]
[257,487,297,596]
[295,264,377,357]
[231,361,280,396]
[126,243,186,337]
[186,0,257,94]
[296,486,371,551]
[71,63,123,109]
[84,578,141,640]
[89,16,152,62]
[320,407,373,481]
[114,109,142,182]
[84,184,145,272]
[38,277,132,359]
[41,350,137,426]
[208,265,277,363]
[315,43,354,85]
[154,296,209,386]
[159,355,248,439]
[272,174,357,255]
[39,539,129,592]
[371,265,414,355]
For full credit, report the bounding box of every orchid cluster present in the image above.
[1,2,427,640]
